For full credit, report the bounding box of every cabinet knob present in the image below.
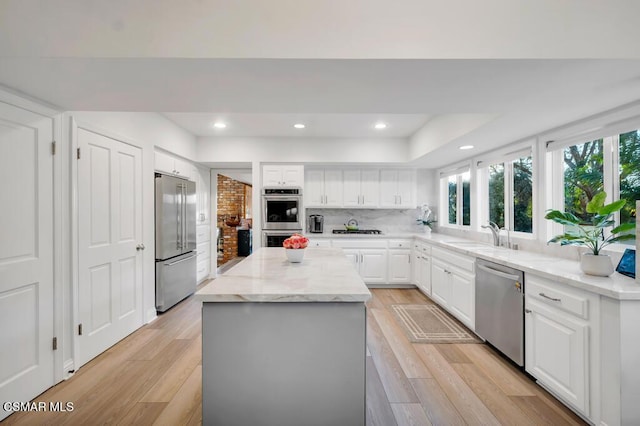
[136,244,146,251]
[525,308,532,314]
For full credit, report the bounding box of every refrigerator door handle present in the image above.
[176,184,182,250]
[165,253,197,266]
[182,184,187,251]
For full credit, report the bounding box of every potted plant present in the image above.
[283,233,309,263]
[416,204,436,233]
[545,192,636,276]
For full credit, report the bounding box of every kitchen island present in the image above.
[195,247,371,426]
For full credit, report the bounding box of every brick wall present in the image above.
[217,174,252,266]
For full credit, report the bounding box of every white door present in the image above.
[0,103,55,421]
[379,169,398,207]
[281,165,303,186]
[342,169,361,206]
[420,256,431,295]
[360,169,379,207]
[430,259,450,307]
[396,170,414,207]
[305,169,325,206]
[343,249,360,270]
[360,249,387,284]
[388,250,411,284]
[525,299,588,413]
[262,165,282,186]
[78,128,144,367]
[324,169,343,207]
[449,269,475,329]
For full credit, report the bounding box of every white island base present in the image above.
[196,248,371,426]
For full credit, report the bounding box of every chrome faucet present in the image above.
[481,221,501,246]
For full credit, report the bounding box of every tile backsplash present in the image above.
[306,208,431,234]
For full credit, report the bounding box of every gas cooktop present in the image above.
[332,229,383,235]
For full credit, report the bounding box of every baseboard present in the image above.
[145,307,158,324]
[366,284,418,289]
[63,359,75,380]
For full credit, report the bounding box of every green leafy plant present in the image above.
[545,192,636,255]
[416,218,436,228]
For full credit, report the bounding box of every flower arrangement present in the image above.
[282,233,309,249]
[283,233,309,263]
[416,204,436,228]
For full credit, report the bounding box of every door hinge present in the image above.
[77,147,81,159]
[51,140,56,155]
[78,323,83,335]
[52,337,58,351]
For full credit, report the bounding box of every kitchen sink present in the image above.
[443,240,492,247]
[442,240,509,251]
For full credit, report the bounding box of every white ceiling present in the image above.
[164,113,432,138]
[2,2,640,168]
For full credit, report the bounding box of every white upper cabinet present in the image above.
[305,169,342,207]
[379,169,415,208]
[263,165,304,187]
[343,169,379,207]
[303,166,416,209]
[155,150,193,180]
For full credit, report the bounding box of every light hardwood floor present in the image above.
[5,287,586,425]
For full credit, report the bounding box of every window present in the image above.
[562,139,604,222]
[482,153,533,234]
[441,168,471,227]
[550,128,638,245]
[619,130,640,224]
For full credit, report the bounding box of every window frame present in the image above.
[548,130,638,248]
[477,147,535,239]
[439,165,472,229]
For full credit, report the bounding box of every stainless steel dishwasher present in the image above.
[476,258,525,367]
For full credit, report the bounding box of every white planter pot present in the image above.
[580,253,614,277]
[285,248,305,263]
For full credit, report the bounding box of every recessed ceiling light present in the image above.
[374,122,387,130]
[294,123,305,129]
[213,122,227,129]
[459,145,474,150]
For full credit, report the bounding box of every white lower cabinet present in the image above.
[333,240,388,284]
[196,225,211,283]
[430,247,475,330]
[388,239,412,284]
[412,241,432,295]
[525,275,596,418]
[307,239,331,248]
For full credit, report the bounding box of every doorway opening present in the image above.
[216,172,253,268]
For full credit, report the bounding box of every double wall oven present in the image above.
[262,187,303,247]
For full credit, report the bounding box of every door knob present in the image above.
[136,244,145,251]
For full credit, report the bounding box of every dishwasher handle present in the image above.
[477,263,520,281]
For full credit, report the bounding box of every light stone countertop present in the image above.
[195,247,372,303]
[413,233,640,300]
[308,231,639,300]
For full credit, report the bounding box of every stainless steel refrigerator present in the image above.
[155,173,197,312]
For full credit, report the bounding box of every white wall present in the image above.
[3,1,640,59]
[197,137,409,163]
[69,112,197,160]
[408,114,499,161]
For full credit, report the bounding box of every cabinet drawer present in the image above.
[388,239,412,249]
[197,241,211,259]
[432,247,474,273]
[308,239,331,248]
[197,257,210,282]
[527,276,589,320]
[196,225,211,242]
[332,239,388,249]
